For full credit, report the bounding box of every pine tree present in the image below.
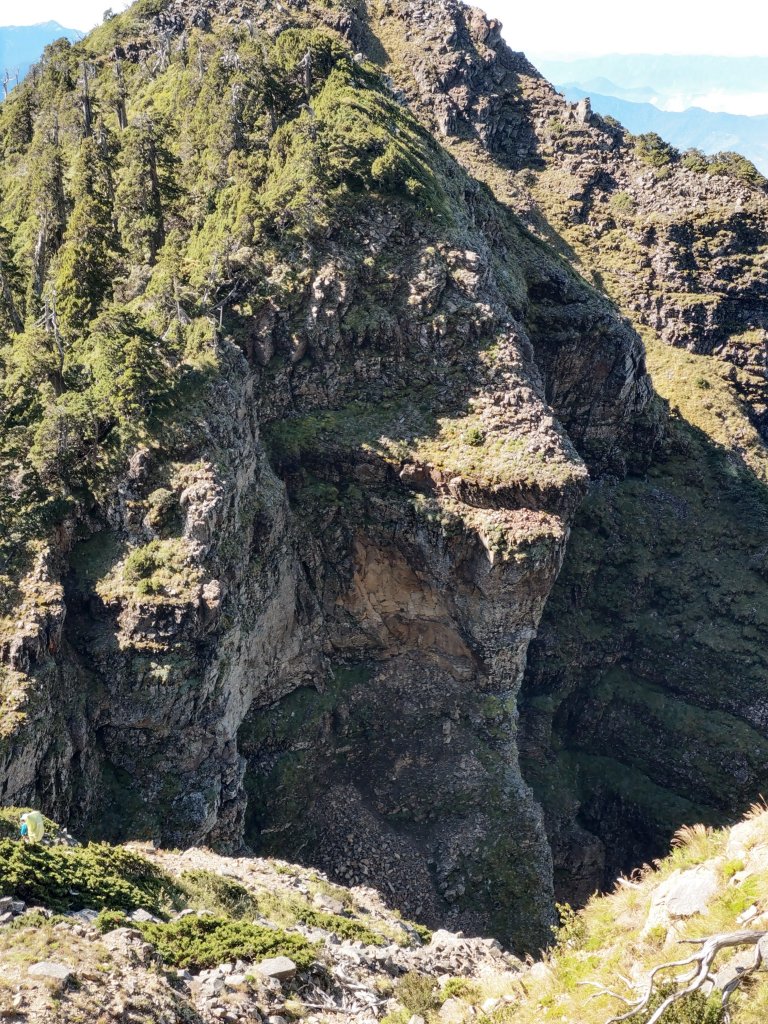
[0,224,23,335]
[116,115,178,265]
[24,124,67,318]
[54,136,119,340]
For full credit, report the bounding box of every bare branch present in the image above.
[602,930,767,1024]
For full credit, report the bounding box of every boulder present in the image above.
[128,908,159,923]
[224,973,249,990]
[257,956,298,981]
[643,866,720,937]
[28,961,73,983]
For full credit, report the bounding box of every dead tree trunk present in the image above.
[598,930,768,1024]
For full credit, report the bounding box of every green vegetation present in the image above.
[679,147,766,185]
[634,132,678,168]
[178,869,261,919]
[125,914,317,971]
[0,839,177,913]
[610,190,635,215]
[0,9,455,615]
[494,812,768,1023]
[440,978,481,1001]
[115,537,203,602]
[706,151,767,187]
[394,973,440,1016]
[681,148,709,173]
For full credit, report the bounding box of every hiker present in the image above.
[19,811,45,844]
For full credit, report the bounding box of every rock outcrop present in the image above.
[0,0,766,954]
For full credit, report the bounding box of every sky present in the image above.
[0,0,129,31]
[2,0,767,113]
[0,0,764,52]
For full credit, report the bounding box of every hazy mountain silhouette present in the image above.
[0,21,82,87]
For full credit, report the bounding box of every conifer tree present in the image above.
[116,116,178,265]
[0,224,23,335]
[54,136,119,340]
[25,124,67,317]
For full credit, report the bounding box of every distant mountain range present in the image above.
[0,21,81,86]
[532,54,768,105]
[532,55,768,174]
[561,86,768,174]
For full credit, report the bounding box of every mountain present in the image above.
[532,54,768,106]
[0,0,768,972]
[0,21,81,84]
[560,86,768,174]
[532,54,768,175]
[1,802,768,1023]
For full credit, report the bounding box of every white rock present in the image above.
[644,866,719,936]
[28,961,73,983]
[257,956,298,981]
[128,908,159,923]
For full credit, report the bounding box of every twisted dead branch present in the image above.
[593,930,768,1024]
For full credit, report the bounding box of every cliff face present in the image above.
[360,0,768,902]
[0,0,766,952]
[0,0,659,951]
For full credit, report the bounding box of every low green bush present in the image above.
[440,978,481,1002]
[294,905,386,946]
[706,151,766,187]
[681,148,709,173]
[136,915,318,971]
[634,132,678,168]
[178,870,260,920]
[0,839,178,913]
[395,972,440,1016]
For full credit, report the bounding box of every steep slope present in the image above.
[1,0,768,951]
[344,0,768,901]
[5,805,768,1024]
[0,0,657,950]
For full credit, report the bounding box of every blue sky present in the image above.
[2,0,765,54]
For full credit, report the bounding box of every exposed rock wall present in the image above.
[3,0,767,952]
[0,0,659,951]
[360,0,768,903]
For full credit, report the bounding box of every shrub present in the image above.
[409,921,432,944]
[682,148,709,173]
[0,839,178,914]
[610,191,635,216]
[179,870,260,919]
[96,909,129,933]
[463,426,486,447]
[440,978,481,1002]
[122,538,197,598]
[706,151,766,187]
[634,132,678,168]
[547,118,566,139]
[394,973,440,1016]
[136,915,317,971]
[293,906,386,946]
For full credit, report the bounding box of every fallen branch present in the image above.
[597,930,768,1024]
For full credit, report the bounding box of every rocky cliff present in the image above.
[3,804,768,1024]
[0,0,766,953]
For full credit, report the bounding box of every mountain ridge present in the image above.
[0,0,766,965]
[0,20,82,84]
